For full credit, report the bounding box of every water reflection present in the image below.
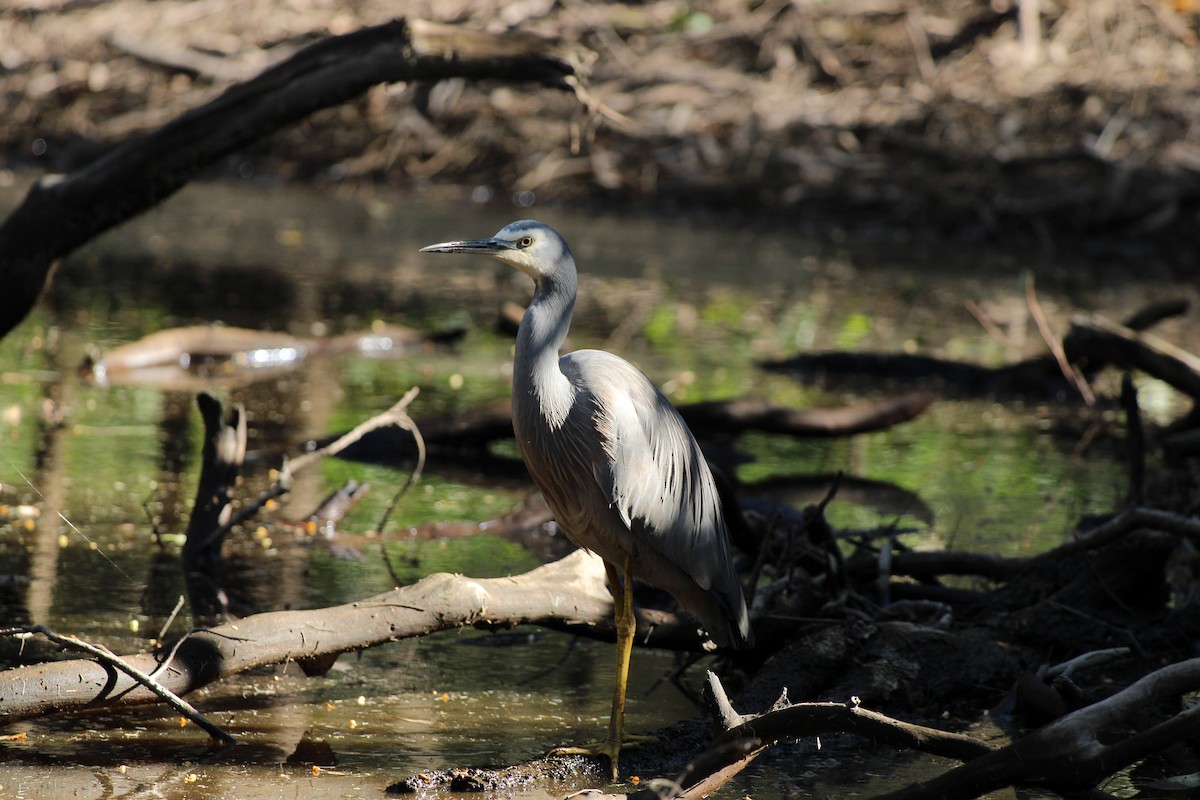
[0,179,1190,797]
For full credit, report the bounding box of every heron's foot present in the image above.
[548,735,658,780]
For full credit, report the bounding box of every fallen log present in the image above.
[0,550,709,725]
[84,323,461,391]
[760,350,1080,401]
[764,299,1193,403]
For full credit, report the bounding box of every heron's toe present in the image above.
[547,735,657,781]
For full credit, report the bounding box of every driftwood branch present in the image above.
[0,550,711,725]
[0,18,580,338]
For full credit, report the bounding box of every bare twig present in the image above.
[1026,274,1095,405]
[374,388,427,533]
[154,595,187,647]
[212,387,424,542]
[0,624,235,745]
[965,299,1018,351]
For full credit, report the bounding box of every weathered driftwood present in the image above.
[0,18,580,339]
[5,492,1200,795]
[85,323,459,391]
[0,550,713,725]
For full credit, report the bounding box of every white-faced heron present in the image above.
[420,220,753,779]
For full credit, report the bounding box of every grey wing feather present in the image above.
[561,350,752,647]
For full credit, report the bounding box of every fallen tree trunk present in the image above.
[0,550,709,725]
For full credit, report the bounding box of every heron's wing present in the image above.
[563,351,737,597]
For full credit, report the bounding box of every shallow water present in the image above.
[0,178,1193,799]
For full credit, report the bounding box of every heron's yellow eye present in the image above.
[519,236,534,248]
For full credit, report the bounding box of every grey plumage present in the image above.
[421,219,751,647]
[420,219,752,776]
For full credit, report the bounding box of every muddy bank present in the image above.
[2,0,1199,257]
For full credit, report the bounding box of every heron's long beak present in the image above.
[419,237,513,255]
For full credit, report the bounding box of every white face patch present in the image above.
[497,248,541,279]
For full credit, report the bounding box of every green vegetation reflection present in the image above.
[739,403,1124,557]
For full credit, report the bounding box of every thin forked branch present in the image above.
[0,624,235,745]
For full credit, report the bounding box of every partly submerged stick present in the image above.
[0,624,236,745]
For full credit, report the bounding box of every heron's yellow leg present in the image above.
[549,557,656,781]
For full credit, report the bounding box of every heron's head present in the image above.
[419,220,574,283]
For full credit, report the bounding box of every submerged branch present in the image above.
[680,393,933,438]
[182,392,247,619]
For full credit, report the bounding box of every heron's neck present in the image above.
[514,273,575,428]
